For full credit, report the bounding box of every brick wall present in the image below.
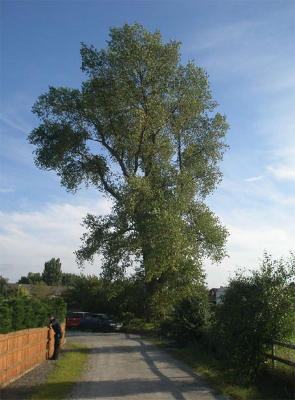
[0,323,65,388]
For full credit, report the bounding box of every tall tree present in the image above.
[29,23,229,318]
[42,258,62,286]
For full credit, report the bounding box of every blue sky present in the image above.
[1,0,294,287]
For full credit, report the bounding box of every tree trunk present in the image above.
[144,278,157,322]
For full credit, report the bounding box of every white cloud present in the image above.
[0,114,32,134]
[0,92,36,138]
[184,10,294,101]
[205,149,295,288]
[244,176,264,182]
[0,199,112,282]
[190,20,261,52]
[267,165,295,181]
[0,188,13,193]
[0,125,35,167]
[256,67,295,93]
[204,207,295,288]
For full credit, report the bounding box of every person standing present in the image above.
[48,313,63,360]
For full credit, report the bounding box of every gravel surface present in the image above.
[66,331,228,400]
[1,332,228,400]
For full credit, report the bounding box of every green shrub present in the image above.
[47,297,67,322]
[0,297,67,333]
[10,298,27,331]
[0,302,13,333]
[215,253,295,380]
[29,298,48,328]
[160,286,210,346]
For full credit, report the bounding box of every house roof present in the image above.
[8,283,68,296]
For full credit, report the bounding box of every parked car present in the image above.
[79,313,123,332]
[66,312,90,329]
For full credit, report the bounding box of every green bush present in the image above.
[0,302,13,333]
[160,286,210,346]
[214,253,295,380]
[29,299,48,328]
[47,297,67,322]
[10,298,28,331]
[0,297,67,333]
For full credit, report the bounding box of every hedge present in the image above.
[0,297,66,334]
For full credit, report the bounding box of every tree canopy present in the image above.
[29,23,229,317]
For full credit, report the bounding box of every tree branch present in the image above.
[76,150,121,201]
[134,124,147,173]
[88,94,130,179]
[178,132,183,171]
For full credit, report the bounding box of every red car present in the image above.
[66,312,89,329]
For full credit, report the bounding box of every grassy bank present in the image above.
[30,343,90,400]
[171,344,294,400]
[123,318,159,336]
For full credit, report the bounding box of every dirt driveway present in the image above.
[66,331,227,400]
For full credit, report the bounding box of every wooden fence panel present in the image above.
[0,324,65,388]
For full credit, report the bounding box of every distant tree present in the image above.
[0,276,10,298]
[63,275,108,312]
[16,285,30,298]
[62,275,145,316]
[42,258,62,286]
[27,272,43,284]
[18,276,30,284]
[61,272,80,286]
[18,272,44,285]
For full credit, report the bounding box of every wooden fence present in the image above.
[265,339,295,399]
[0,323,65,388]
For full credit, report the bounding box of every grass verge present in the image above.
[30,343,90,400]
[123,318,159,336]
[171,344,294,400]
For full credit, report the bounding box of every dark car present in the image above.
[79,313,123,332]
[66,312,90,329]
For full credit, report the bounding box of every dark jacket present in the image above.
[51,318,62,336]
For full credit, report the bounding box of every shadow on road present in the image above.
[67,333,222,399]
[1,333,224,400]
[1,379,218,399]
[124,333,220,400]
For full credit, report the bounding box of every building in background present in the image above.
[208,286,228,304]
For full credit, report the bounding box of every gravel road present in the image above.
[66,331,227,400]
